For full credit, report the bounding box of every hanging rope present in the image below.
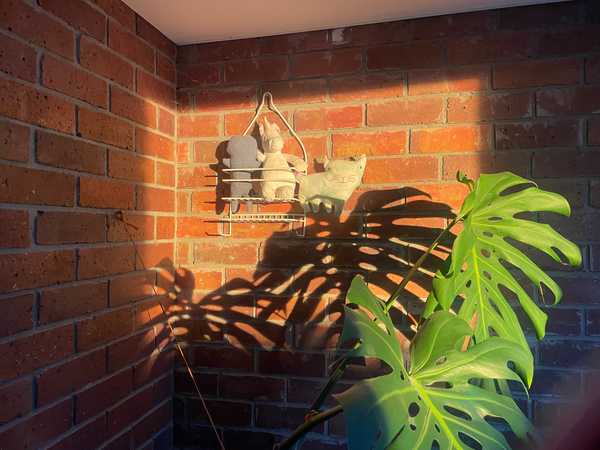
[114,212,226,450]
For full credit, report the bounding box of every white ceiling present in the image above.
[124,0,566,45]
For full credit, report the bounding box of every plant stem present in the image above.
[274,405,343,450]
[384,217,458,313]
[308,356,348,412]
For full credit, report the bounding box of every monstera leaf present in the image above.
[335,277,532,450]
[424,172,581,374]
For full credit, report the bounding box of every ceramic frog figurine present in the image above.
[257,118,307,201]
[297,155,366,215]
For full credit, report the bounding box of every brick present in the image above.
[175,267,222,290]
[134,243,173,269]
[590,118,600,145]
[223,430,276,449]
[174,370,217,396]
[132,401,172,447]
[367,41,445,70]
[411,125,492,153]
[37,131,106,175]
[77,308,133,351]
[176,217,213,238]
[110,86,157,127]
[92,0,135,31]
[329,72,405,102]
[447,31,539,65]
[494,58,580,89]
[189,399,250,427]
[542,211,600,242]
[157,53,176,85]
[39,281,108,324]
[76,370,133,422]
[133,351,173,388]
[257,350,325,377]
[109,271,156,307]
[156,161,175,186]
[498,1,580,30]
[0,78,75,133]
[48,416,107,450]
[262,79,327,104]
[179,39,261,64]
[496,120,579,150]
[535,26,600,58]
[417,9,495,37]
[295,105,362,131]
[157,217,175,240]
[80,36,134,89]
[136,15,176,59]
[1,294,33,337]
[0,399,71,450]
[256,404,323,431]
[158,109,175,136]
[137,70,176,109]
[78,108,133,149]
[224,56,289,84]
[191,190,217,212]
[79,176,135,209]
[192,345,253,371]
[363,156,438,184]
[332,130,407,157]
[539,340,600,369]
[448,92,531,122]
[331,21,411,47]
[367,97,444,126]
[194,241,257,265]
[0,120,29,163]
[555,277,600,305]
[177,63,220,88]
[0,250,75,294]
[0,0,74,59]
[37,349,105,406]
[136,186,175,212]
[109,21,154,71]
[79,245,135,279]
[0,33,36,82]
[0,210,29,248]
[533,179,587,210]
[263,29,330,54]
[0,378,32,423]
[291,48,362,78]
[108,385,154,434]
[107,212,154,242]
[593,181,600,208]
[108,149,154,183]
[443,152,530,180]
[0,325,73,380]
[178,115,221,139]
[409,65,490,95]
[538,86,600,116]
[40,0,106,42]
[107,328,155,372]
[534,150,600,178]
[587,56,600,83]
[136,128,175,160]
[194,85,257,112]
[36,211,105,245]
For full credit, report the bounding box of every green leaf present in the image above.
[425,172,581,378]
[336,277,532,450]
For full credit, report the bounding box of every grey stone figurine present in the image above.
[223,135,262,213]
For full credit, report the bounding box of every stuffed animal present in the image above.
[222,135,261,213]
[297,155,366,215]
[258,118,307,201]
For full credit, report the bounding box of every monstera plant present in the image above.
[277,172,581,450]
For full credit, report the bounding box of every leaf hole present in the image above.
[483,231,493,238]
[488,216,502,222]
[435,356,447,365]
[481,248,491,258]
[408,402,420,417]
[483,271,492,280]
[432,439,440,450]
[410,424,417,431]
[434,424,441,433]
[458,432,482,450]
[444,406,472,421]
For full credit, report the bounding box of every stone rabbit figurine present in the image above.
[257,118,307,201]
[297,155,366,215]
[222,135,261,213]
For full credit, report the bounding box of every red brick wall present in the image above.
[0,0,176,448]
[174,1,600,448]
